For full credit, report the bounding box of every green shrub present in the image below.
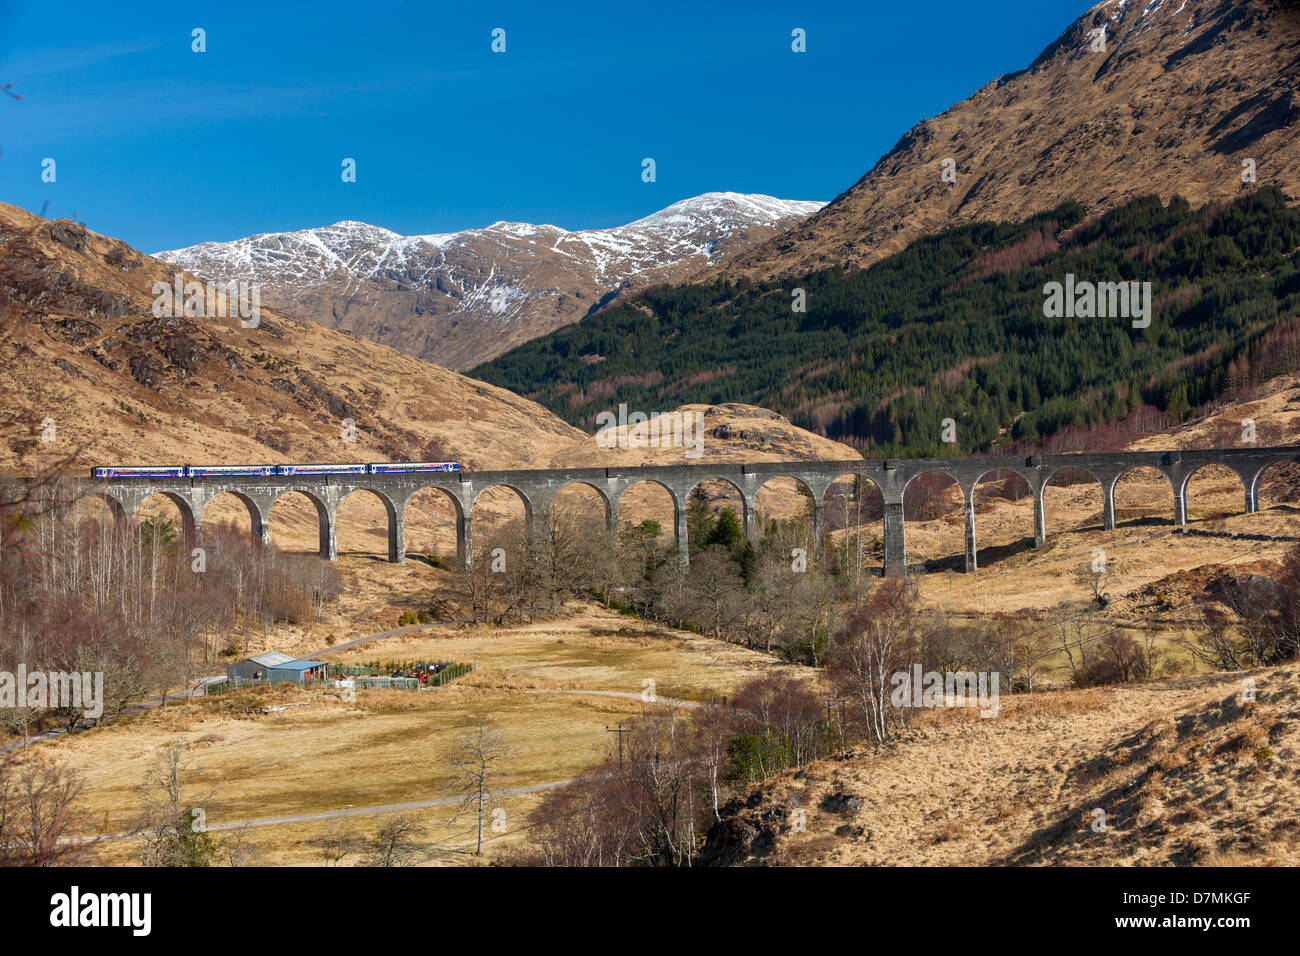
[725,727,793,787]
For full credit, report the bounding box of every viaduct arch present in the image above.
[45,447,1300,576]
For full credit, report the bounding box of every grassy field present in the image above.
[36,606,790,866]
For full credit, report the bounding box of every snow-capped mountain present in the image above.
[154,193,824,369]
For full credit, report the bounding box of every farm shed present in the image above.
[266,660,330,684]
[226,652,295,681]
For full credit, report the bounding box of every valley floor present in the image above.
[35,410,1300,867]
[38,604,788,866]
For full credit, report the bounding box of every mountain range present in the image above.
[154,193,824,370]
[154,0,1300,383]
[0,201,853,474]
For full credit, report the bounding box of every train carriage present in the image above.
[187,464,276,478]
[276,463,368,476]
[367,461,460,475]
[91,461,462,479]
[89,466,186,479]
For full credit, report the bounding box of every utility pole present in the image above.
[605,724,631,770]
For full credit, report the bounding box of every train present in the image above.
[90,462,461,479]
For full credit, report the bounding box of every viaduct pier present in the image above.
[60,447,1300,576]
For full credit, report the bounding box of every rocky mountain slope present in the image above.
[474,188,1300,455]
[707,0,1300,282]
[153,193,824,371]
[0,202,856,477]
[0,202,586,473]
[701,663,1300,866]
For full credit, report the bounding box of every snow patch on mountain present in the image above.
[154,193,824,292]
[152,192,824,368]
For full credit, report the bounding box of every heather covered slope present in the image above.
[701,664,1300,866]
[708,0,1300,283]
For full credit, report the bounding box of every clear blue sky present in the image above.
[0,0,1090,252]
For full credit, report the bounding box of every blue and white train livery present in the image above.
[187,465,277,478]
[88,466,186,479]
[278,462,368,476]
[91,462,461,479]
[368,461,460,475]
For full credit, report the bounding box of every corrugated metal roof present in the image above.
[268,660,328,671]
[247,652,295,667]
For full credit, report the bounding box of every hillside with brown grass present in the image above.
[701,663,1300,866]
[708,0,1300,284]
[0,202,860,544]
[0,202,588,474]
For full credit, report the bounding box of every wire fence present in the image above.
[205,662,473,695]
[329,661,474,687]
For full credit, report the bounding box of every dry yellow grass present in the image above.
[900,472,1300,618]
[329,608,798,701]
[25,605,785,866]
[709,665,1300,867]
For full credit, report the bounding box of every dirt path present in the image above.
[521,688,702,708]
[74,779,576,844]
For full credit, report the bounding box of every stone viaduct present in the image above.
[55,447,1300,576]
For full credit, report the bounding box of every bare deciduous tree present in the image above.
[680,546,748,642]
[443,715,511,854]
[361,815,425,867]
[1073,556,1124,607]
[223,821,261,867]
[829,581,921,744]
[0,755,97,866]
[320,819,354,867]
